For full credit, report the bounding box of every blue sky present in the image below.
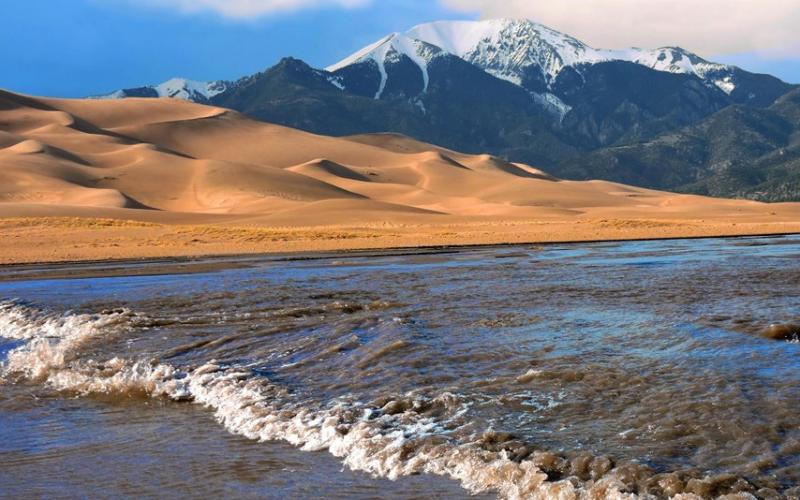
[1,0,797,98]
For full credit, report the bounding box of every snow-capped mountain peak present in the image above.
[626,47,735,93]
[94,17,785,114]
[331,18,739,96]
[327,32,443,98]
[406,19,524,56]
[407,18,594,85]
[153,78,228,100]
[94,77,229,101]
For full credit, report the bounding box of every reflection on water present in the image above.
[1,235,799,498]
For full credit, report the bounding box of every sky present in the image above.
[1,0,798,98]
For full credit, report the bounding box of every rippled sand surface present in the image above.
[1,236,800,498]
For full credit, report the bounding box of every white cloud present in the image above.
[137,0,370,18]
[439,0,800,57]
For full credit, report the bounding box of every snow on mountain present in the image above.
[327,33,444,98]
[333,19,738,96]
[154,78,229,100]
[95,78,229,101]
[410,19,736,94]
[626,47,735,93]
[407,19,589,86]
[95,18,766,110]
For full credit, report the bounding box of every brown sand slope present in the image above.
[1,89,800,264]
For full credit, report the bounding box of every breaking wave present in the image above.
[0,301,775,499]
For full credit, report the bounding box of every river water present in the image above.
[1,236,799,499]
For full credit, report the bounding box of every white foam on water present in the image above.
[0,301,130,341]
[0,301,645,499]
[0,301,134,381]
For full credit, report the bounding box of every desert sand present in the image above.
[1,89,800,265]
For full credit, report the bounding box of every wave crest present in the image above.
[0,301,741,499]
[0,301,135,381]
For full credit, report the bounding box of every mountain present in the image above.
[326,32,443,99]
[555,88,800,201]
[403,20,789,107]
[93,18,799,200]
[94,78,231,103]
[329,19,790,110]
[553,61,732,149]
[213,57,576,166]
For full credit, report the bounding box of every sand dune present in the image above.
[1,88,800,263]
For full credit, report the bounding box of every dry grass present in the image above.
[0,217,160,229]
[166,226,386,243]
[1,216,799,265]
[596,219,683,229]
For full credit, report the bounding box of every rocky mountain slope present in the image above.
[557,88,800,201]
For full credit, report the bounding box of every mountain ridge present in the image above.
[100,18,791,108]
[91,18,799,201]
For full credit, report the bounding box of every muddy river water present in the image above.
[1,236,799,498]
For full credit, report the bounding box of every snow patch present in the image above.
[326,75,346,91]
[412,98,427,114]
[714,77,736,95]
[532,92,572,121]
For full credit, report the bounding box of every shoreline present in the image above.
[1,220,797,282]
